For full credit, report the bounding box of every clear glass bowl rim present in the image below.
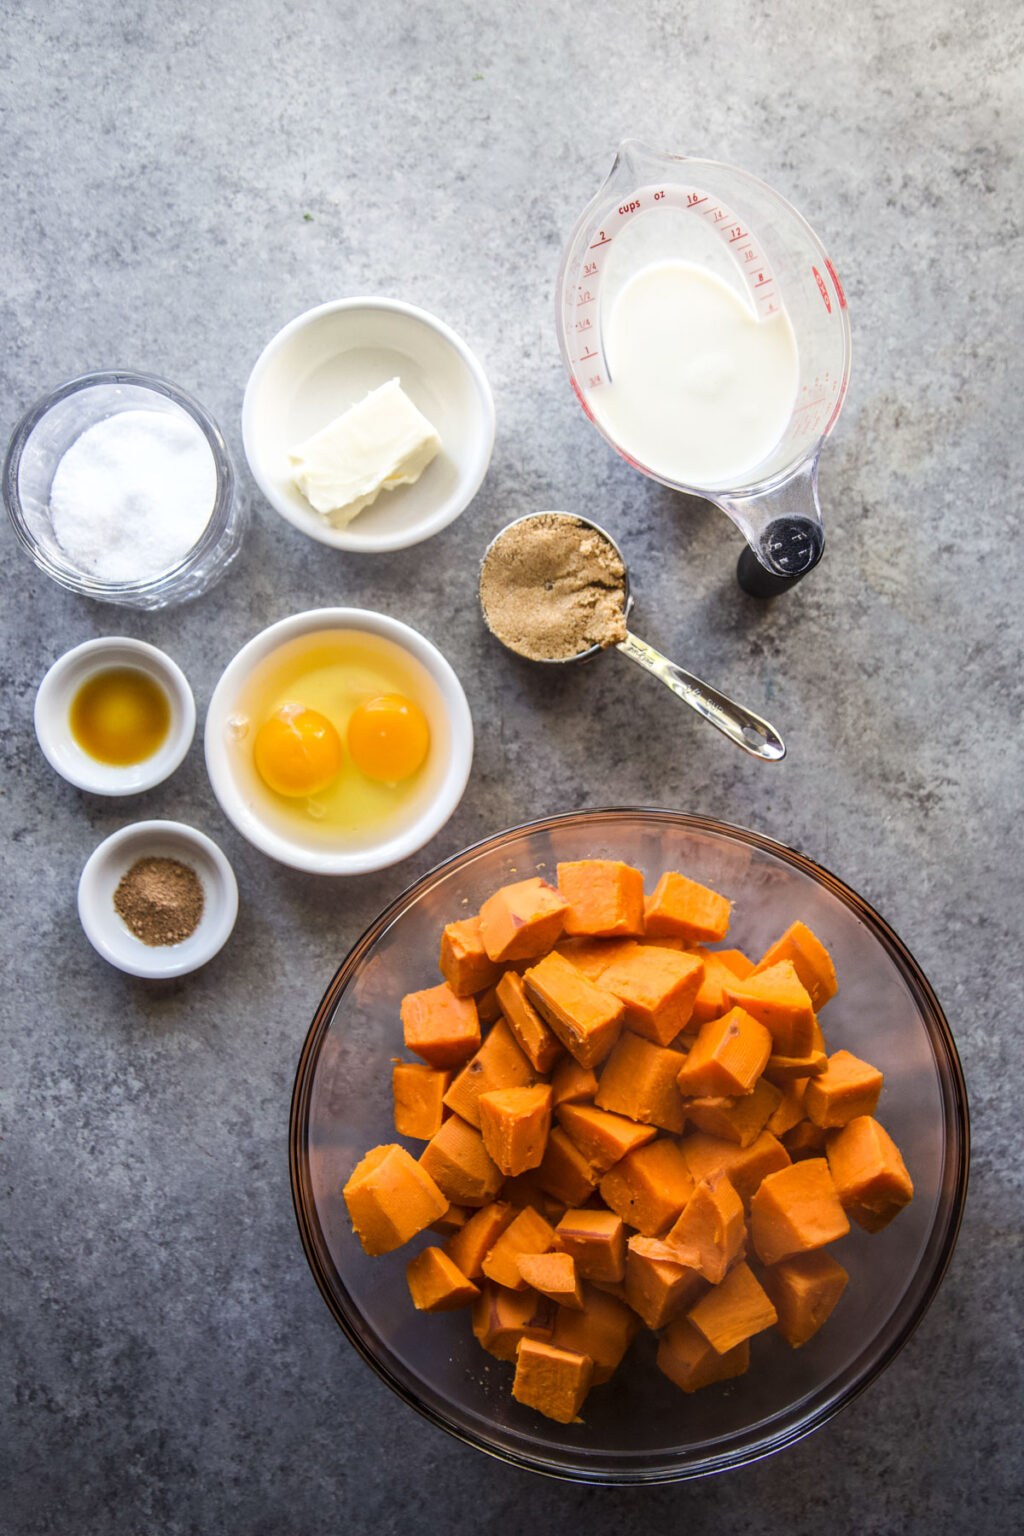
[289,807,970,1485]
[3,369,236,599]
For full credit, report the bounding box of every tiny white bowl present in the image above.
[35,637,196,795]
[204,607,474,875]
[78,820,239,978]
[241,297,495,553]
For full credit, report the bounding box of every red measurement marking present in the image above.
[728,228,748,242]
[792,397,830,412]
[812,267,832,313]
[686,194,708,206]
[579,347,598,362]
[570,377,596,422]
[576,293,595,307]
[583,261,598,277]
[825,259,847,309]
[589,236,612,248]
[753,273,774,287]
[575,317,592,331]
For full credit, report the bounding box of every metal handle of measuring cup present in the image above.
[719,458,826,598]
[615,631,786,761]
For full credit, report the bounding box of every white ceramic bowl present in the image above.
[204,608,474,875]
[78,820,238,978]
[241,298,495,552]
[35,637,196,794]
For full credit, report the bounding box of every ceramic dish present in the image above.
[4,371,243,608]
[204,607,474,875]
[241,298,495,552]
[78,819,238,978]
[35,636,196,795]
[289,808,969,1483]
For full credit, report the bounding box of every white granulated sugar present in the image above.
[49,408,218,583]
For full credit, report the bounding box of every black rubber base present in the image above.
[737,518,825,597]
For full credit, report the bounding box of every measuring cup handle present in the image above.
[719,458,826,597]
[616,632,785,761]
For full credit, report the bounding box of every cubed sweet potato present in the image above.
[524,951,625,1068]
[405,1246,480,1311]
[826,1115,914,1231]
[644,872,731,943]
[478,877,569,963]
[512,1338,594,1423]
[343,1144,449,1256]
[401,982,481,1069]
[749,1157,850,1265]
[556,859,646,937]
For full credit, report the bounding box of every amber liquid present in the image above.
[69,667,171,765]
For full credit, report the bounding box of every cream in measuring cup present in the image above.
[558,143,851,593]
[589,259,799,487]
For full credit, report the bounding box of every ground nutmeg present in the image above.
[113,856,205,947]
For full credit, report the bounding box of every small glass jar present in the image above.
[3,370,246,609]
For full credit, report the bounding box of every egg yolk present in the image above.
[347,694,430,783]
[253,704,343,797]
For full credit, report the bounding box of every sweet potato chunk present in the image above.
[804,1050,884,1129]
[552,1283,641,1384]
[664,1172,746,1284]
[826,1115,914,1231]
[750,1157,850,1265]
[443,1200,517,1280]
[690,945,755,1027]
[482,1205,556,1289]
[419,1115,504,1208]
[625,1236,706,1329]
[472,1281,556,1360]
[687,1261,777,1354]
[657,1317,749,1393]
[554,1208,627,1283]
[392,1061,451,1140]
[754,920,837,1010]
[439,916,503,997]
[535,1125,600,1205]
[599,1138,695,1237]
[524,951,625,1068]
[685,1077,783,1147]
[723,961,816,1058]
[478,1085,552,1176]
[512,1338,594,1424]
[675,1007,773,1098]
[550,1055,599,1109]
[595,1032,688,1133]
[760,1250,849,1347]
[644,872,731,944]
[517,1251,584,1310]
[495,970,563,1073]
[401,983,481,1069]
[406,1246,480,1312]
[556,859,646,937]
[782,1120,829,1160]
[556,1101,657,1173]
[598,946,704,1047]
[343,1144,449,1256]
[554,935,640,980]
[680,1129,791,1207]
[442,1018,537,1129]
[478,877,569,963]
[765,1077,809,1139]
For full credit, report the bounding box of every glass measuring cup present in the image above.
[480,513,785,760]
[557,142,851,595]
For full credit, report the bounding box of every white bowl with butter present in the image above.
[242,299,495,552]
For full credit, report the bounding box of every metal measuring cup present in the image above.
[479,513,785,761]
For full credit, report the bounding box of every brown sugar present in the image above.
[479,513,628,661]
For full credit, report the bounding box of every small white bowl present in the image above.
[78,820,238,978]
[241,298,495,553]
[35,637,196,795]
[204,607,474,875]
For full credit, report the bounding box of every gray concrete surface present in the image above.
[2,1,1021,1531]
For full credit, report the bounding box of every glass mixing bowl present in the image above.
[289,809,968,1483]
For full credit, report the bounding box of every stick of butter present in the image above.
[288,378,441,528]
